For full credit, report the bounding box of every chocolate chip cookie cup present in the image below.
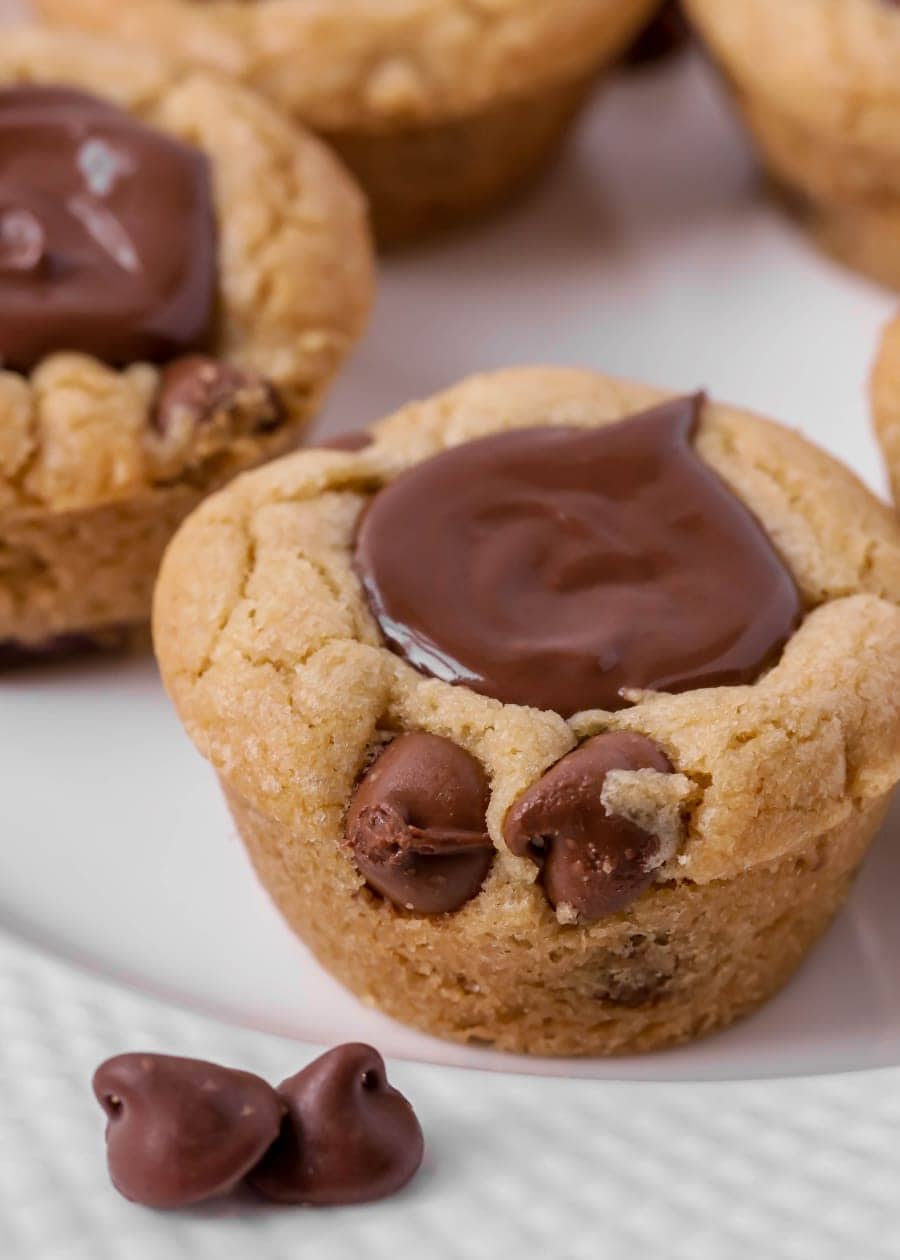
[684,0,900,288]
[0,30,373,664]
[154,369,900,1057]
[33,0,659,245]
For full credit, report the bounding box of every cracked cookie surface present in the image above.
[155,368,900,1054]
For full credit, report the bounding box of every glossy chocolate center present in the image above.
[356,396,802,717]
[0,85,217,373]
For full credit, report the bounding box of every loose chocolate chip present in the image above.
[355,396,802,717]
[623,2,690,67]
[315,429,373,451]
[92,1053,284,1209]
[248,1044,424,1206]
[346,732,494,914]
[0,86,217,373]
[152,355,283,437]
[504,732,673,922]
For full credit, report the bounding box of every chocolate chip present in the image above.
[0,85,217,373]
[152,355,283,437]
[623,2,690,68]
[345,732,494,914]
[504,732,673,922]
[248,1044,424,1206]
[92,1053,284,1209]
[315,429,373,452]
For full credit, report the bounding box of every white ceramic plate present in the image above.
[2,50,897,1081]
[4,28,900,1259]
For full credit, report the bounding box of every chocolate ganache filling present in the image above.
[0,85,217,373]
[356,395,802,716]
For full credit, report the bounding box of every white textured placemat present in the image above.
[3,925,900,1260]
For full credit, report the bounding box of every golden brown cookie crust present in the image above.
[31,1,658,243]
[154,368,900,1054]
[685,0,900,154]
[33,0,659,132]
[226,782,889,1055]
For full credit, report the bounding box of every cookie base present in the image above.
[736,88,900,289]
[779,189,900,294]
[0,622,148,671]
[324,69,594,247]
[1,487,203,651]
[222,782,889,1058]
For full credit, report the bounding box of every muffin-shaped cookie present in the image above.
[0,29,372,663]
[154,369,900,1056]
[684,0,900,288]
[32,0,659,245]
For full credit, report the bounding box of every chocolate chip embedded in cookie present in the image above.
[0,28,373,657]
[153,356,284,439]
[345,732,494,914]
[93,1053,284,1208]
[149,355,286,475]
[249,1044,424,1206]
[505,733,675,922]
[155,367,900,1056]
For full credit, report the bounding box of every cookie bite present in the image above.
[685,0,900,288]
[33,0,659,245]
[0,29,372,663]
[154,370,900,1056]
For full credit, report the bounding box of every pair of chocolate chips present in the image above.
[345,728,675,922]
[93,1044,424,1210]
